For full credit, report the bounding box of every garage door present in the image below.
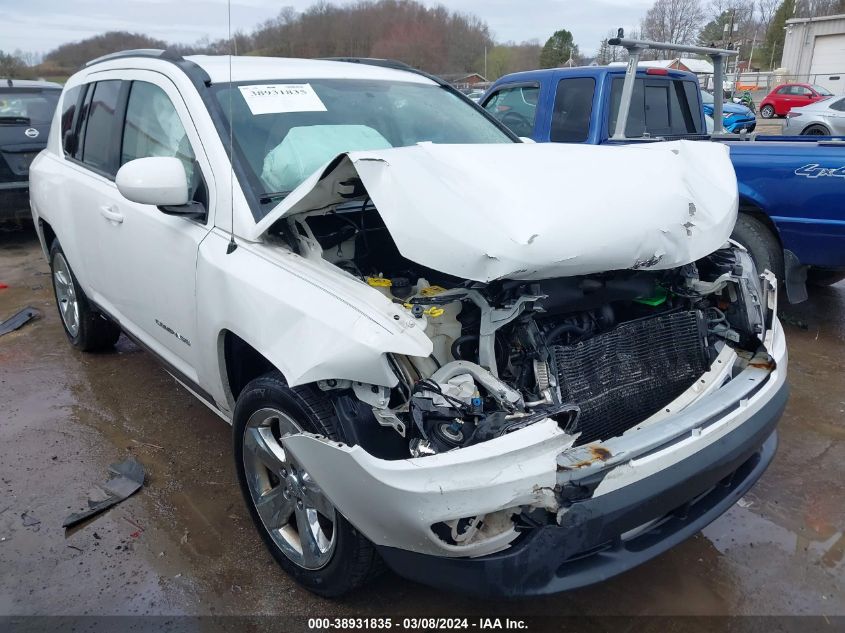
[810,33,845,94]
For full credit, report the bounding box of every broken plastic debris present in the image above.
[62,459,145,529]
[21,512,41,529]
[0,306,40,336]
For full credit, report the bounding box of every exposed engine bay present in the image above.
[274,197,771,461]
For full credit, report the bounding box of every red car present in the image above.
[759,83,833,118]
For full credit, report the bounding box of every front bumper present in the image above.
[283,318,788,594]
[377,391,783,596]
[726,118,756,133]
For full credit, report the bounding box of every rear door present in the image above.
[93,71,215,382]
[549,77,596,143]
[51,79,125,302]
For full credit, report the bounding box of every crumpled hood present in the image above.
[250,141,738,282]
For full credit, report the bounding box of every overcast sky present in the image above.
[0,0,655,57]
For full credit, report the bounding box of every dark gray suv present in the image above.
[0,79,61,220]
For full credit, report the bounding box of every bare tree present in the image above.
[756,0,780,28]
[597,30,623,64]
[640,0,707,57]
[794,0,845,17]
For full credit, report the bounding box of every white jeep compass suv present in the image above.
[30,50,788,597]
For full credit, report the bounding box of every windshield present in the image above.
[0,89,60,125]
[212,79,513,218]
[812,84,833,96]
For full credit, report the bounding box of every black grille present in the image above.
[553,310,708,445]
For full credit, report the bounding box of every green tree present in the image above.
[539,29,578,68]
[698,11,733,47]
[485,46,513,80]
[760,0,794,69]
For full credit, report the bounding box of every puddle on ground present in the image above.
[1,227,843,616]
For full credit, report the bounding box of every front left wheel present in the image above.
[232,372,381,597]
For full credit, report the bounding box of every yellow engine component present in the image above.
[366,276,392,287]
[420,285,447,297]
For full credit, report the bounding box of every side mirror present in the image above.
[116,157,189,207]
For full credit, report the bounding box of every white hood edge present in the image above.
[248,141,739,282]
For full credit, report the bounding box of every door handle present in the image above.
[99,205,124,224]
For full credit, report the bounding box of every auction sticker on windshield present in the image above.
[238,83,327,115]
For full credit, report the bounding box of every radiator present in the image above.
[554,310,709,445]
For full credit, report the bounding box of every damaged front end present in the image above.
[257,141,786,593]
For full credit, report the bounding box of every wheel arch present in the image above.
[220,329,280,410]
[801,123,831,135]
[37,218,57,260]
[737,197,783,248]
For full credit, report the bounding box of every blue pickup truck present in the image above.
[482,64,845,297]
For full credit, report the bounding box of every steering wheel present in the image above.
[501,111,532,137]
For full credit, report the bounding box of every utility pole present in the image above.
[747,26,757,71]
[484,46,487,79]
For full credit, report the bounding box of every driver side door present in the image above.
[93,71,215,384]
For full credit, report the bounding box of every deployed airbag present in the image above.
[261,124,392,192]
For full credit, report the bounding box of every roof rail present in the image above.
[321,57,415,72]
[85,49,184,67]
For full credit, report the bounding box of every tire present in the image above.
[49,240,121,351]
[807,269,845,287]
[232,372,381,597]
[802,124,830,136]
[760,104,774,119]
[730,214,784,282]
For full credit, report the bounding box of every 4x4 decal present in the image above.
[795,163,845,179]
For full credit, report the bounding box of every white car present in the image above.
[30,50,788,597]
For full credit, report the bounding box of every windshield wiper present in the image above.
[259,190,292,204]
[0,116,31,124]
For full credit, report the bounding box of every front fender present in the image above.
[196,230,432,409]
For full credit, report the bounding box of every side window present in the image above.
[830,98,845,112]
[550,78,595,143]
[81,80,122,175]
[121,81,203,204]
[799,87,814,96]
[776,86,790,95]
[60,86,82,156]
[482,84,538,137]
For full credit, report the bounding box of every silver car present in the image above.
[784,95,845,136]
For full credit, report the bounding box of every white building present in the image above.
[781,13,845,94]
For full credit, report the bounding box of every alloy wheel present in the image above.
[242,407,337,570]
[52,252,80,337]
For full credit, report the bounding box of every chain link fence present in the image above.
[698,71,845,103]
